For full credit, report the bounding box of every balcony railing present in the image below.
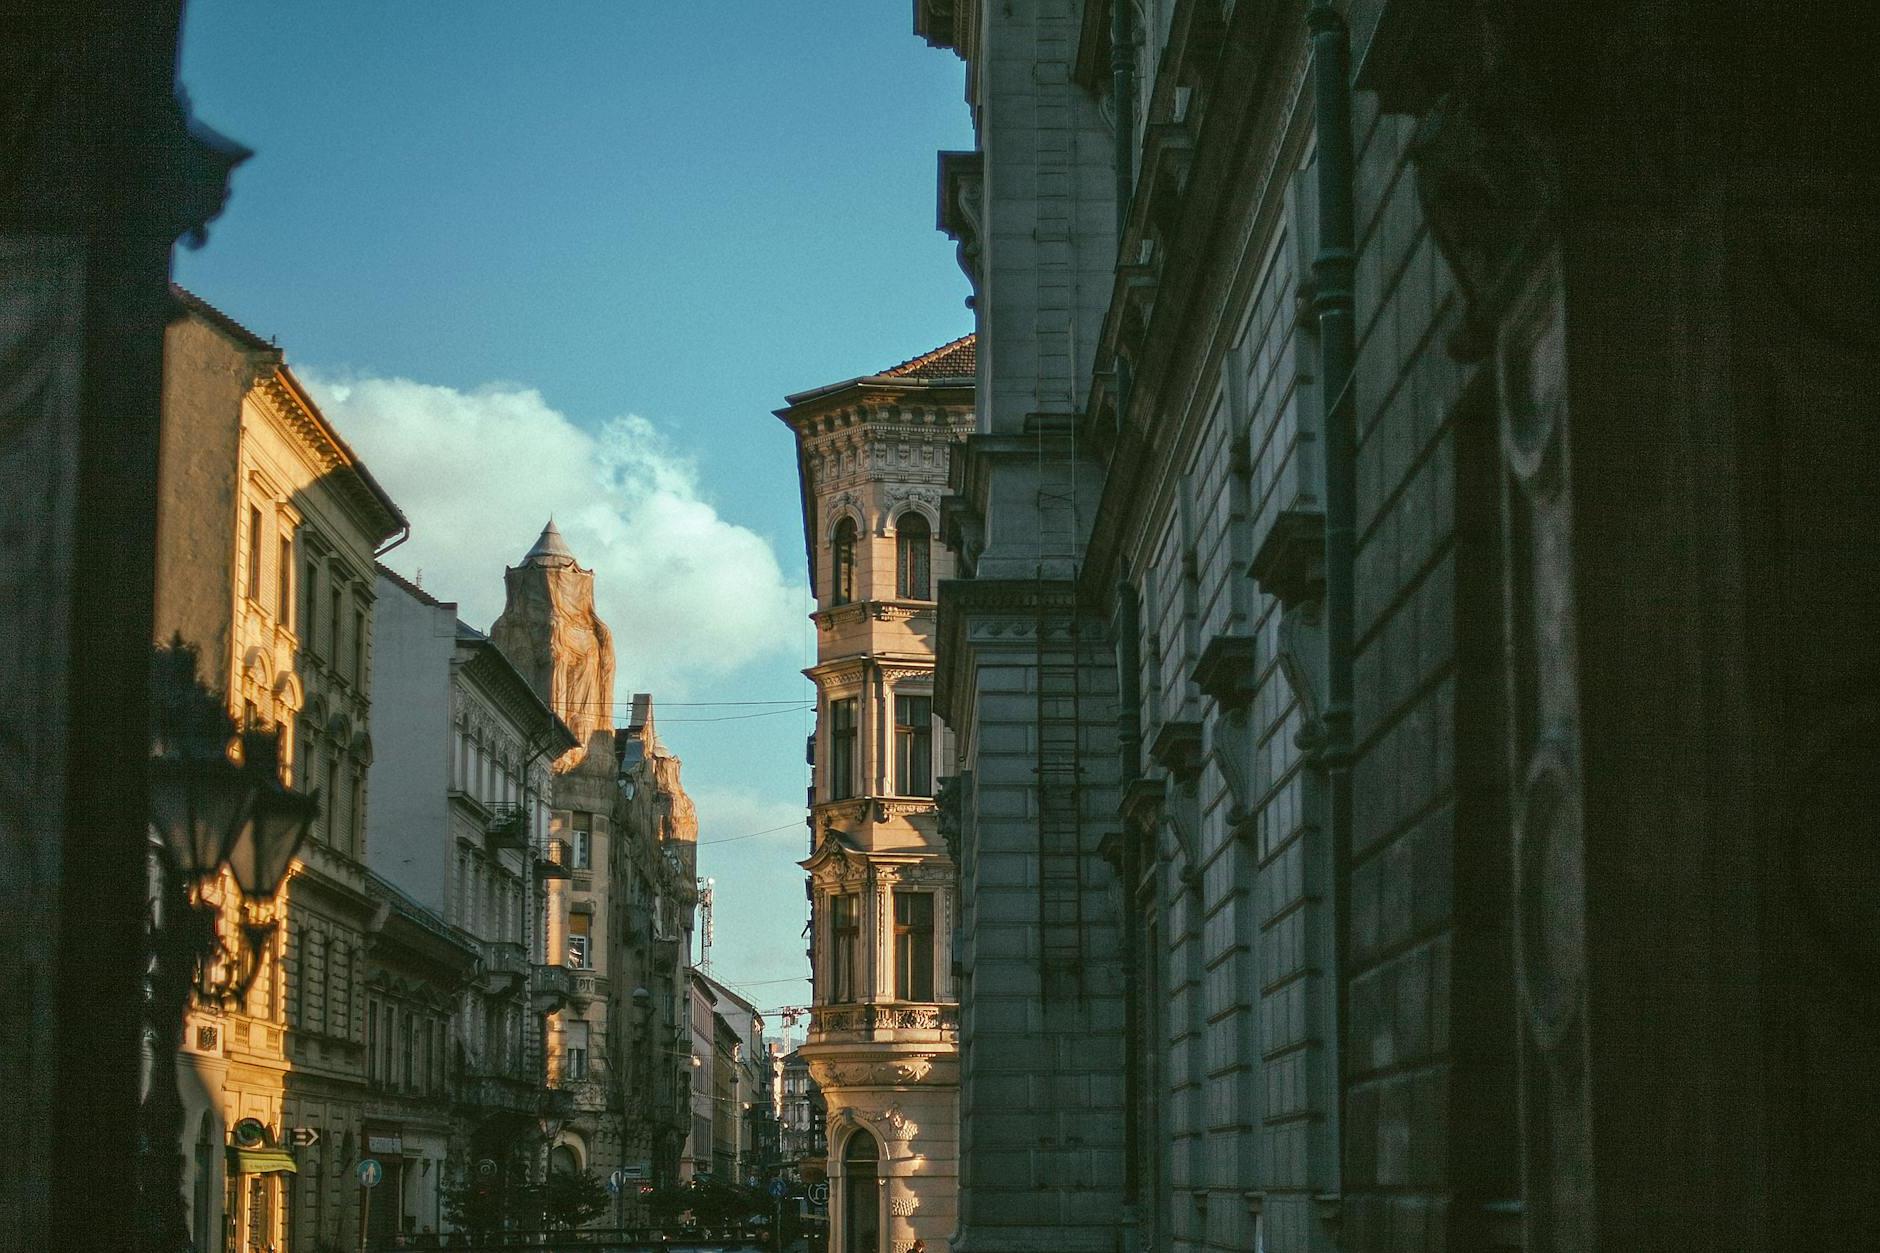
[485,804,528,849]
[459,1070,539,1116]
[478,940,528,995]
[809,1002,959,1041]
[533,963,576,1011]
[536,837,573,881]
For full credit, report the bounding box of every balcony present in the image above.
[533,963,576,1011]
[808,1002,959,1045]
[459,1070,539,1118]
[485,804,528,851]
[478,940,528,996]
[536,837,573,882]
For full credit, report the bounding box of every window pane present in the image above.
[895,696,933,797]
[278,536,294,621]
[829,698,857,801]
[831,518,857,605]
[247,506,263,600]
[896,514,931,600]
[893,891,935,1002]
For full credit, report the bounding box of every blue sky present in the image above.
[176,0,973,1021]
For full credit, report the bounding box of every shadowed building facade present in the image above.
[913,2,1880,1252]
[780,337,975,1253]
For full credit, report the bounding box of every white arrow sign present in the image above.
[290,1127,319,1148]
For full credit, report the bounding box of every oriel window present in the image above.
[893,890,935,1002]
[828,698,858,801]
[894,695,933,797]
[830,517,858,606]
[829,893,861,1003]
[895,512,931,600]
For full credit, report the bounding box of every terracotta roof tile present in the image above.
[878,333,976,381]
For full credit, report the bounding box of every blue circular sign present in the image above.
[358,1158,383,1188]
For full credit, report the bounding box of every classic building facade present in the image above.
[366,563,579,1233]
[490,524,627,1184]
[780,338,974,1253]
[913,2,1880,1252]
[158,289,408,1253]
[610,695,701,1196]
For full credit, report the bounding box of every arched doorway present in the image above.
[549,1143,580,1177]
[840,1129,881,1253]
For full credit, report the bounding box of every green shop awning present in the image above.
[228,1146,299,1175]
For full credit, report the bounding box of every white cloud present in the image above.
[304,371,805,697]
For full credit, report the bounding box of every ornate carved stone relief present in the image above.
[1496,253,1595,1249]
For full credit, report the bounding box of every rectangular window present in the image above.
[572,819,591,870]
[568,912,592,969]
[329,586,342,674]
[894,695,933,797]
[246,506,264,601]
[829,894,860,1003]
[402,1011,415,1091]
[366,1001,379,1085]
[302,556,318,647]
[324,757,340,845]
[565,1020,590,1081]
[893,891,936,1002]
[353,609,366,684]
[828,698,857,801]
[278,536,294,623]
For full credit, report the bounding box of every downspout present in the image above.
[1308,0,1356,1218]
[1115,581,1143,1210]
[1111,0,1137,435]
[1110,0,1136,235]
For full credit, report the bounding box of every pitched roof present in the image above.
[170,283,274,353]
[376,561,452,611]
[878,332,976,381]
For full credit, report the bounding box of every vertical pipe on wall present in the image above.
[1111,0,1136,238]
[1308,0,1357,1206]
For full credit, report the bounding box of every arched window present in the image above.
[831,517,858,606]
[842,1129,881,1253]
[895,513,931,600]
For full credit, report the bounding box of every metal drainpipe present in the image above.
[1115,580,1143,1207]
[1308,0,1356,1211]
[1111,0,1136,235]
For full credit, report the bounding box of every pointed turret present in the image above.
[522,518,579,568]
[490,518,613,763]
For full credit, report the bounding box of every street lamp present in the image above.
[138,637,321,1253]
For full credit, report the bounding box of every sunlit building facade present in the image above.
[158,289,407,1253]
[780,338,974,1253]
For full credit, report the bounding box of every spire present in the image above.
[522,518,577,567]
